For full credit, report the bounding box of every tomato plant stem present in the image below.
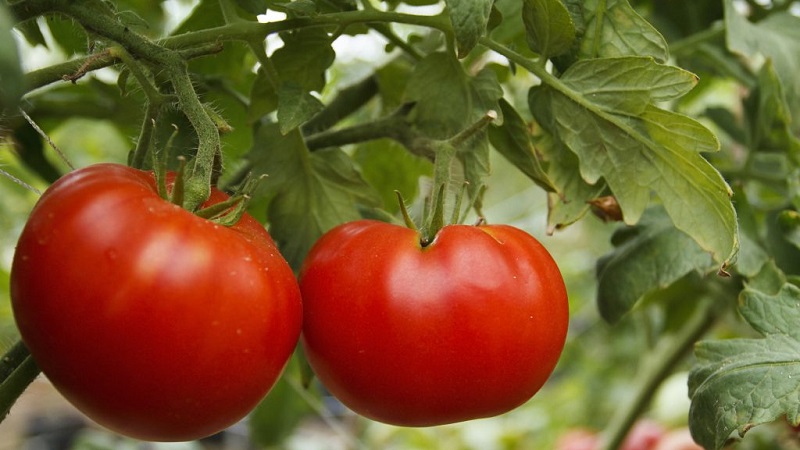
[302,75,380,135]
[13,3,449,96]
[598,297,719,450]
[0,341,40,422]
[304,105,430,157]
[13,0,221,210]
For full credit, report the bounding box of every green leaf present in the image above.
[529,102,605,230]
[248,125,381,269]
[724,0,800,121]
[405,52,502,140]
[558,57,698,115]
[732,185,770,278]
[249,355,313,447]
[46,16,89,56]
[375,58,413,112]
[529,56,738,267]
[489,0,528,53]
[354,139,432,214]
[277,83,324,134]
[0,4,23,112]
[689,284,800,450]
[248,68,278,121]
[777,210,800,252]
[114,0,167,37]
[14,19,47,48]
[172,0,255,89]
[488,99,557,193]
[596,206,714,323]
[458,69,504,196]
[445,0,493,58]
[271,28,335,93]
[522,0,576,59]
[544,146,605,231]
[287,0,321,15]
[746,259,787,296]
[235,0,267,15]
[745,60,800,162]
[457,129,491,201]
[403,53,501,201]
[578,0,668,62]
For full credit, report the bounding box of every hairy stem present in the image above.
[109,46,164,169]
[46,0,220,208]
[17,5,449,94]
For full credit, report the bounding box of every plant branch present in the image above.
[304,103,432,158]
[161,10,450,51]
[23,43,222,93]
[25,53,118,91]
[302,75,379,135]
[0,341,33,381]
[0,341,40,422]
[38,0,221,209]
[597,297,720,450]
[18,5,448,94]
[480,36,714,182]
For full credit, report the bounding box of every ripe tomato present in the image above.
[10,163,302,441]
[299,220,569,426]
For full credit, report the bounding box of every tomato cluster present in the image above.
[10,163,568,440]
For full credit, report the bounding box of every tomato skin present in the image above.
[10,163,302,441]
[299,220,568,426]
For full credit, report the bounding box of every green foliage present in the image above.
[247,124,381,269]
[596,207,714,323]
[530,56,738,267]
[690,282,800,450]
[0,4,23,112]
[579,0,668,61]
[404,52,501,140]
[522,0,577,58]
[249,355,316,446]
[444,0,493,58]
[724,0,800,122]
[488,98,557,193]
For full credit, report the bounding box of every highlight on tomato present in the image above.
[299,219,569,427]
[10,163,303,441]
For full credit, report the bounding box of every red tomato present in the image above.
[622,420,666,450]
[10,163,302,441]
[299,220,569,426]
[556,430,602,450]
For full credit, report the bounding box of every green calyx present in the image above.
[396,110,497,247]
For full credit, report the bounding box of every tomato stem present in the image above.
[420,110,497,242]
[0,341,41,423]
[423,183,447,246]
[153,125,179,200]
